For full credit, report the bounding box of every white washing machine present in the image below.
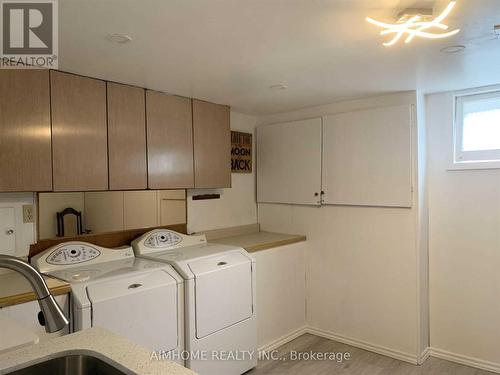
[31,242,184,364]
[132,229,257,375]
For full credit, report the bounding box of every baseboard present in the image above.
[419,347,430,364]
[429,347,500,374]
[258,326,309,352]
[307,327,418,364]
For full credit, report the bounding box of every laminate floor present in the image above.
[247,334,495,375]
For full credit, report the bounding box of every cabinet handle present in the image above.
[6,229,14,235]
[321,191,325,195]
[314,192,319,197]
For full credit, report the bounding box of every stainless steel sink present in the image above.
[6,354,127,375]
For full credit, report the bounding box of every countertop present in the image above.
[0,327,196,375]
[0,272,71,308]
[202,224,306,253]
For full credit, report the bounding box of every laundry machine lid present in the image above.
[86,270,178,352]
[45,257,176,284]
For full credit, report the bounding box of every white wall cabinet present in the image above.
[257,118,322,205]
[257,105,413,207]
[322,105,413,207]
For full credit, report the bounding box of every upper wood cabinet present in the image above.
[0,70,232,193]
[0,70,52,191]
[51,71,108,191]
[257,118,322,205]
[146,91,194,189]
[107,83,147,190]
[192,100,231,188]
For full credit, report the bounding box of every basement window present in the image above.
[454,90,500,168]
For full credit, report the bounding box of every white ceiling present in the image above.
[59,0,500,114]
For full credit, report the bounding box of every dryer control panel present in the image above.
[132,229,207,255]
[31,242,135,273]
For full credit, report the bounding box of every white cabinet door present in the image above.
[322,105,413,207]
[0,207,15,256]
[0,294,70,341]
[257,118,322,205]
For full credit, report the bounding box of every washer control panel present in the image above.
[31,242,135,273]
[47,243,101,265]
[132,229,207,255]
[144,230,183,248]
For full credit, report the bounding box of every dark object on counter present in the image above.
[56,207,84,237]
[192,194,221,200]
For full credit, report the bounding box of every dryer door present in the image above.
[189,252,253,338]
[87,270,178,352]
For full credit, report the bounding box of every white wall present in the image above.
[427,92,500,368]
[187,111,257,233]
[257,92,427,363]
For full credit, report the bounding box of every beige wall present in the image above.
[187,111,257,233]
[257,92,427,363]
[427,92,500,368]
[38,192,85,239]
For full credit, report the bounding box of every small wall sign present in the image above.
[231,131,252,173]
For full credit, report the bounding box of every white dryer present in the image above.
[132,229,257,375]
[31,242,184,363]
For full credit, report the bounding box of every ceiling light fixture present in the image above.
[366,1,460,46]
[108,34,133,44]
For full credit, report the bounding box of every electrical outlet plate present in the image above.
[22,204,34,223]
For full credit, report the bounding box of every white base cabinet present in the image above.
[0,294,70,341]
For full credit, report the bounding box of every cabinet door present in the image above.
[257,118,322,205]
[146,91,194,188]
[0,70,52,191]
[0,294,69,340]
[51,71,108,191]
[322,105,412,207]
[192,100,231,188]
[107,83,147,190]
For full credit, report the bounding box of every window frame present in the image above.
[452,88,500,170]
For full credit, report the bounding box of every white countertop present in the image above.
[0,327,196,375]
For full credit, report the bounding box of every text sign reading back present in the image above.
[231,131,252,173]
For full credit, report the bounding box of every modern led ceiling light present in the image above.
[366,1,460,46]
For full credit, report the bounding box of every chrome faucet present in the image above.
[0,255,69,333]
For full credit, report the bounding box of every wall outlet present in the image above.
[22,204,34,223]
